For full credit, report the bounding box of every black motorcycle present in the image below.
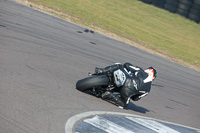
[76,67,129,97]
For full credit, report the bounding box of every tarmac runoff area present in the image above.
[65,111,200,133]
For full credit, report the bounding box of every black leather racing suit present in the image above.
[98,63,152,108]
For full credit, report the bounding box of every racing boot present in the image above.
[95,64,119,74]
[95,67,104,74]
[101,90,125,108]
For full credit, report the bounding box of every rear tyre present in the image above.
[76,75,109,91]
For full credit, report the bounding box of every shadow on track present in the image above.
[125,102,150,114]
[81,90,150,114]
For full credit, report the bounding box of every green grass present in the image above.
[28,0,200,67]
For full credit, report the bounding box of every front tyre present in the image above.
[76,75,109,91]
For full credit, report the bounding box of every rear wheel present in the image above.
[76,75,109,91]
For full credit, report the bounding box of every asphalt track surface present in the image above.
[0,0,200,133]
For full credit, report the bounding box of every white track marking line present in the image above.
[127,117,181,133]
[84,115,135,133]
[65,111,200,133]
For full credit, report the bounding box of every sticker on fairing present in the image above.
[113,69,126,87]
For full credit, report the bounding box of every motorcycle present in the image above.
[76,66,130,97]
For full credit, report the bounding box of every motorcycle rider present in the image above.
[95,62,158,108]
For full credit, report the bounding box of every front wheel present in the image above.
[76,75,109,91]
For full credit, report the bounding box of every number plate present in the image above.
[113,69,126,87]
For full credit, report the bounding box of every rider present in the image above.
[95,62,158,108]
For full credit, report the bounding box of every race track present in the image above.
[0,0,200,132]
